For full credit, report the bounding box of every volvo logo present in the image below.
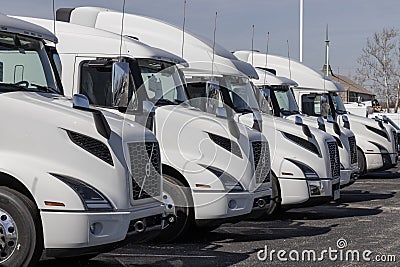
[145,144,155,177]
[145,162,151,177]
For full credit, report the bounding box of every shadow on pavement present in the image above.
[338,189,396,204]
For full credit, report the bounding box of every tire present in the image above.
[156,175,193,243]
[261,173,281,218]
[0,187,43,267]
[357,148,366,175]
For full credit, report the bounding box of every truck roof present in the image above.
[0,13,57,43]
[234,50,344,92]
[253,68,298,87]
[55,7,258,79]
[17,16,187,66]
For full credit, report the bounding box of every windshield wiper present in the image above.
[236,108,253,114]
[336,109,347,115]
[0,83,32,91]
[155,98,176,106]
[31,83,59,94]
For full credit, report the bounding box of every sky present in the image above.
[1,0,400,77]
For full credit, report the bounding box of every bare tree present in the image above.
[355,28,398,111]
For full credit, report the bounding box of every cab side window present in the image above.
[80,61,112,106]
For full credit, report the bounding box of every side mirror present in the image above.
[53,53,62,78]
[72,94,90,109]
[295,116,312,137]
[252,110,263,132]
[112,62,130,108]
[317,117,326,132]
[333,122,341,136]
[216,107,227,118]
[327,115,335,123]
[375,116,384,129]
[342,115,350,129]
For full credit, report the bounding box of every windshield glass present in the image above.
[267,85,299,116]
[301,93,332,117]
[185,74,259,114]
[0,32,60,93]
[137,59,187,106]
[330,92,347,114]
[225,75,259,113]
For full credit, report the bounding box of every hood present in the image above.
[0,91,156,142]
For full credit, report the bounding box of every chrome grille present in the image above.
[252,141,271,184]
[348,136,357,164]
[128,142,161,200]
[327,141,340,178]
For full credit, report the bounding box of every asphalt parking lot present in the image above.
[39,166,400,267]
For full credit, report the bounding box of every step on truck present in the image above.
[67,7,345,213]
[0,14,165,266]
[237,52,398,174]
[22,16,272,242]
[234,51,359,187]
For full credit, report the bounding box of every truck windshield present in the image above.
[263,85,299,116]
[301,93,333,117]
[225,75,259,113]
[0,32,59,94]
[330,92,347,114]
[137,59,187,106]
[185,74,259,114]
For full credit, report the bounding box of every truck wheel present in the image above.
[157,175,193,243]
[357,148,366,175]
[0,187,42,267]
[267,174,282,215]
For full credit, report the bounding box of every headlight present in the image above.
[287,159,319,180]
[51,173,113,211]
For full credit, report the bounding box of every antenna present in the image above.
[181,0,187,58]
[263,32,270,85]
[119,0,126,62]
[287,40,292,80]
[211,11,217,79]
[52,0,56,43]
[299,0,304,62]
[251,25,255,65]
[325,24,330,77]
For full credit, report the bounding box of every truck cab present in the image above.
[70,7,345,214]
[0,14,164,266]
[22,17,272,242]
[237,51,397,174]
[233,56,359,187]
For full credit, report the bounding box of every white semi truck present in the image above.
[62,7,343,214]
[0,14,166,266]
[22,17,272,242]
[237,52,397,174]
[234,52,358,187]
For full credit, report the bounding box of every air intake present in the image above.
[66,130,113,166]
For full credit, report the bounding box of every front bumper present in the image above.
[365,152,397,172]
[192,190,253,221]
[339,169,351,186]
[42,203,164,256]
[279,177,339,208]
[247,188,272,219]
